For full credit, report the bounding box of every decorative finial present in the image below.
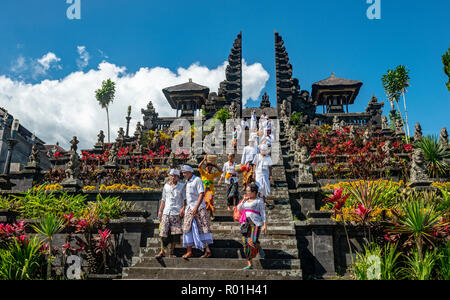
[189,78,192,83]
[331,72,335,78]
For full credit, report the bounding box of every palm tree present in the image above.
[415,135,450,178]
[32,215,66,279]
[95,79,116,143]
[381,66,411,141]
[388,195,446,261]
[442,47,450,92]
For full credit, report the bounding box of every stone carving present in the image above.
[229,101,238,119]
[107,144,118,166]
[142,100,159,130]
[27,144,40,168]
[280,100,287,119]
[381,116,390,131]
[349,125,356,140]
[394,118,404,135]
[293,139,303,165]
[70,136,79,153]
[260,92,271,108]
[381,140,392,165]
[97,130,105,145]
[168,151,176,169]
[117,128,124,141]
[410,148,429,183]
[362,128,371,145]
[297,146,314,184]
[439,127,448,147]
[63,151,81,184]
[339,120,346,131]
[332,116,340,131]
[134,122,143,137]
[414,123,423,140]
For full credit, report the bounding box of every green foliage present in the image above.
[5,189,128,220]
[0,237,44,280]
[388,110,401,131]
[382,65,410,103]
[290,112,303,129]
[402,248,437,280]
[442,47,450,92]
[415,135,450,178]
[436,240,450,280]
[388,195,444,257]
[213,108,230,124]
[31,215,66,239]
[352,242,401,280]
[95,79,116,108]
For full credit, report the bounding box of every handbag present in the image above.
[233,198,244,222]
[240,221,249,234]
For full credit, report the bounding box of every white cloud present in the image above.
[11,52,62,79]
[37,52,61,70]
[76,46,90,69]
[0,60,269,150]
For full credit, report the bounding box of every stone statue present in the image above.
[28,144,40,167]
[134,122,143,137]
[297,146,314,184]
[349,125,356,140]
[332,116,340,131]
[381,116,390,131]
[70,136,79,153]
[64,151,81,181]
[414,123,423,140]
[117,128,124,141]
[293,139,303,165]
[97,130,105,145]
[168,151,176,169]
[394,118,404,135]
[229,101,238,119]
[381,140,392,165]
[108,144,118,166]
[439,127,448,147]
[410,148,429,183]
[363,128,371,145]
[339,120,346,131]
[280,100,287,119]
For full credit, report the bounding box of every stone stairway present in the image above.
[121,131,302,280]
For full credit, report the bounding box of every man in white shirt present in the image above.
[156,169,186,258]
[181,165,213,258]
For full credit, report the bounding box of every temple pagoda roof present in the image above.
[311,73,363,106]
[162,79,210,109]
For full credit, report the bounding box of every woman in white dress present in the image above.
[250,110,257,131]
[238,183,267,270]
[252,144,273,203]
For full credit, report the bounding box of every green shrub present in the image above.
[402,248,437,280]
[415,135,450,178]
[0,237,44,280]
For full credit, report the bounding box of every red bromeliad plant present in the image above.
[298,125,413,180]
[324,188,354,264]
[94,229,112,273]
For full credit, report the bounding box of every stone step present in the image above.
[140,247,299,259]
[146,237,298,249]
[122,266,302,280]
[153,226,296,236]
[131,257,301,270]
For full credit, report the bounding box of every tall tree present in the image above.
[442,47,450,92]
[95,79,116,143]
[382,65,411,141]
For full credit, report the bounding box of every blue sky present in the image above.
[0,0,448,147]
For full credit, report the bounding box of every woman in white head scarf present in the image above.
[252,144,273,203]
